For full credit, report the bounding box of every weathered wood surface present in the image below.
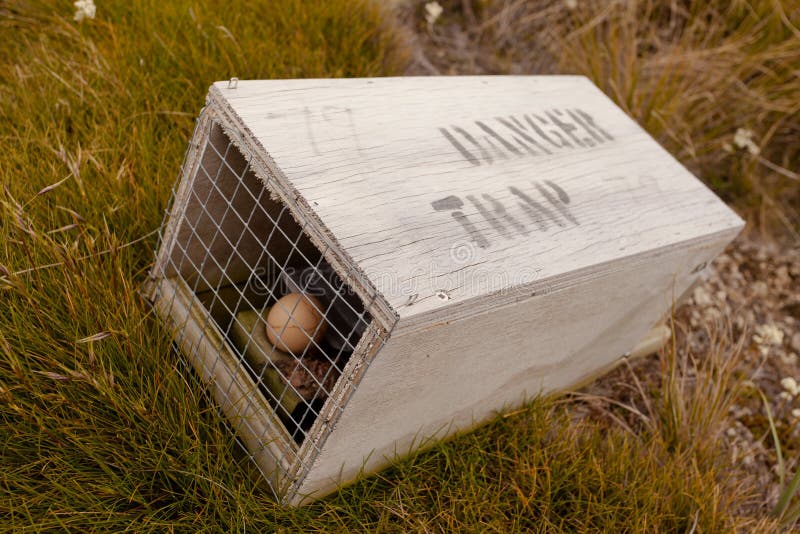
[292,236,728,503]
[148,76,744,505]
[209,76,743,330]
[151,277,295,494]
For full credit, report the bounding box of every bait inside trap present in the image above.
[145,76,743,505]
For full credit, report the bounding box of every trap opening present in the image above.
[152,119,378,461]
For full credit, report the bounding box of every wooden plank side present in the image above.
[151,277,295,496]
[290,231,734,503]
[211,76,744,321]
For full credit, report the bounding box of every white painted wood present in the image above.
[151,276,295,493]
[627,323,671,360]
[209,76,743,328]
[292,235,731,503]
[148,75,744,506]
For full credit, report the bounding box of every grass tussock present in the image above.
[414,0,800,237]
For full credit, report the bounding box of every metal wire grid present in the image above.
[149,114,384,493]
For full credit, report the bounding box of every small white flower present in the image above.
[781,377,800,397]
[565,0,578,8]
[74,0,96,22]
[733,127,760,156]
[754,323,784,346]
[782,352,799,366]
[692,286,713,307]
[425,1,443,26]
[792,408,800,419]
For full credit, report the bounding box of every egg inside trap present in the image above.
[194,265,367,444]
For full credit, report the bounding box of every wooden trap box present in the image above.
[144,76,743,505]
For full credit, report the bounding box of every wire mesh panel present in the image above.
[147,112,388,499]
